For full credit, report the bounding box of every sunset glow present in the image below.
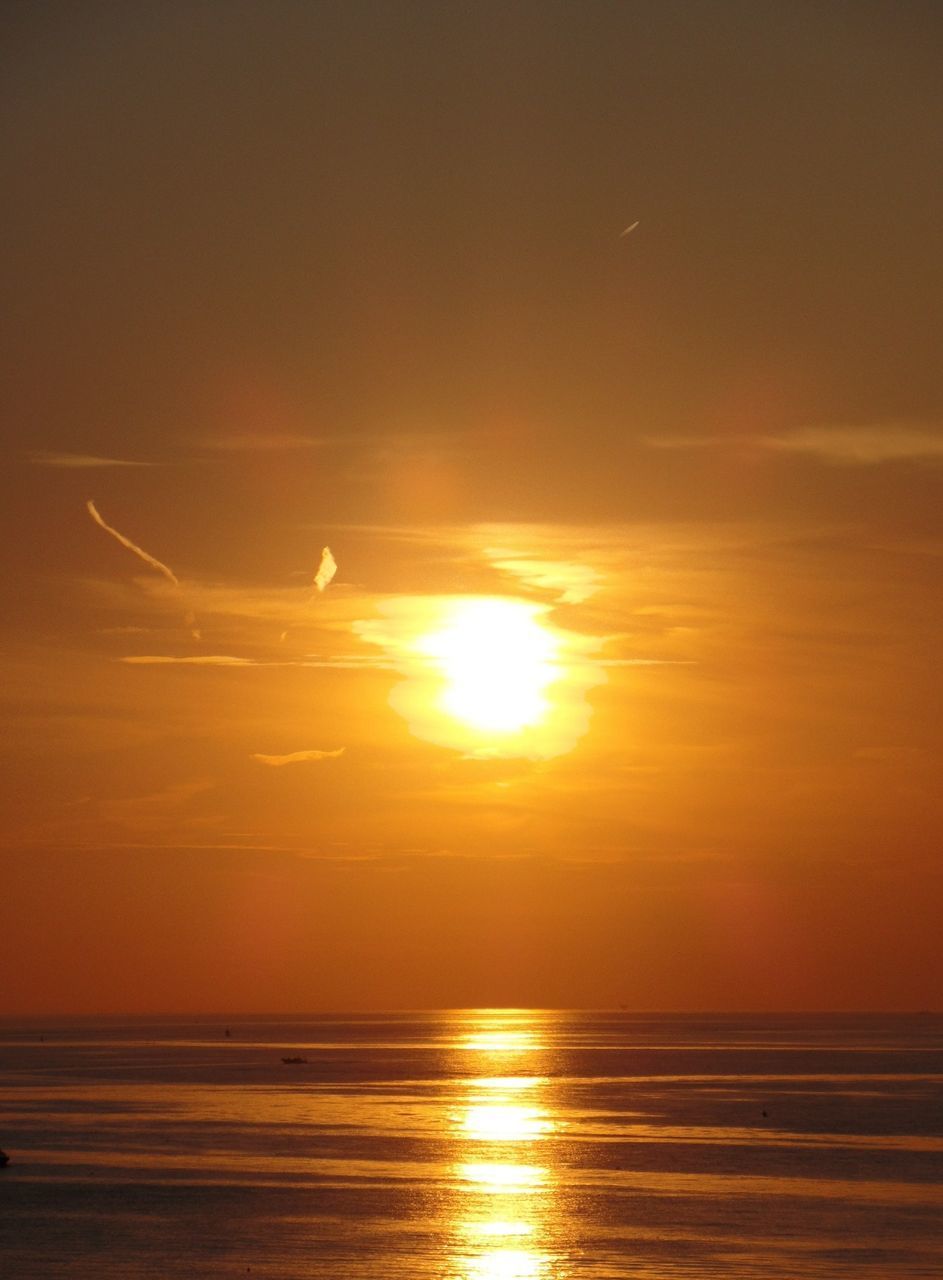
[5,0,942,1026]
[5,4,943,1276]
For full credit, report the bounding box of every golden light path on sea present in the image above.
[451,1015,561,1280]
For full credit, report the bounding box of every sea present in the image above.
[0,1012,941,1278]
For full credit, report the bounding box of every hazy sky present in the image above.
[2,1,942,1013]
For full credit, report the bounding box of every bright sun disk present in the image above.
[416,599,560,733]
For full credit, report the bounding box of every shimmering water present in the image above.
[0,1012,941,1277]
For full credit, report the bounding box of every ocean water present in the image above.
[0,1012,941,1278]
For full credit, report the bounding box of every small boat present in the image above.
[281,1056,308,1065]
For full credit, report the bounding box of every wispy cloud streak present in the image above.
[763,424,943,465]
[643,423,943,465]
[487,551,600,603]
[251,748,345,766]
[200,433,323,452]
[31,452,156,468]
[117,654,391,668]
[120,655,252,666]
[86,500,179,585]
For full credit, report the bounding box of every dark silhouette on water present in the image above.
[281,1056,308,1065]
[0,1149,9,1167]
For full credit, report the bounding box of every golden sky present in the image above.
[2,2,942,1012]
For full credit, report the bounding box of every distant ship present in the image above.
[281,1056,308,1065]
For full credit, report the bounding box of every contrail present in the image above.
[87,500,179,586]
[313,546,337,593]
[620,220,640,237]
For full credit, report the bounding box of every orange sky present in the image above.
[2,2,942,1013]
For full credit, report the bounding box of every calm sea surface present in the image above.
[0,1012,941,1278]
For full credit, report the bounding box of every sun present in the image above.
[354,592,603,760]
[416,599,560,733]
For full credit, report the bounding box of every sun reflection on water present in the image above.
[461,1029,540,1054]
[459,1162,548,1192]
[449,1015,561,1280]
[461,1247,553,1280]
[473,1223,536,1239]
[462,1104,553,1142]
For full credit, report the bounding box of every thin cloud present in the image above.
[199,432,324,452]
[117,654,391,668]
[643,424,943,464]
[296,655,391,669]
[251,748,345,766]
[762,424,943,465]
[642,434,722,451]
[30,451,157,468]
[487,552,600,604]
[100,578,361,626]
[87,500,200,637]
[101,779,214,825]
[87,500,179,585]
[598,657,695,666]
[120,655,254,666]
[313,546,337,593]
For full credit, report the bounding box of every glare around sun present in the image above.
[416,599,561,733]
